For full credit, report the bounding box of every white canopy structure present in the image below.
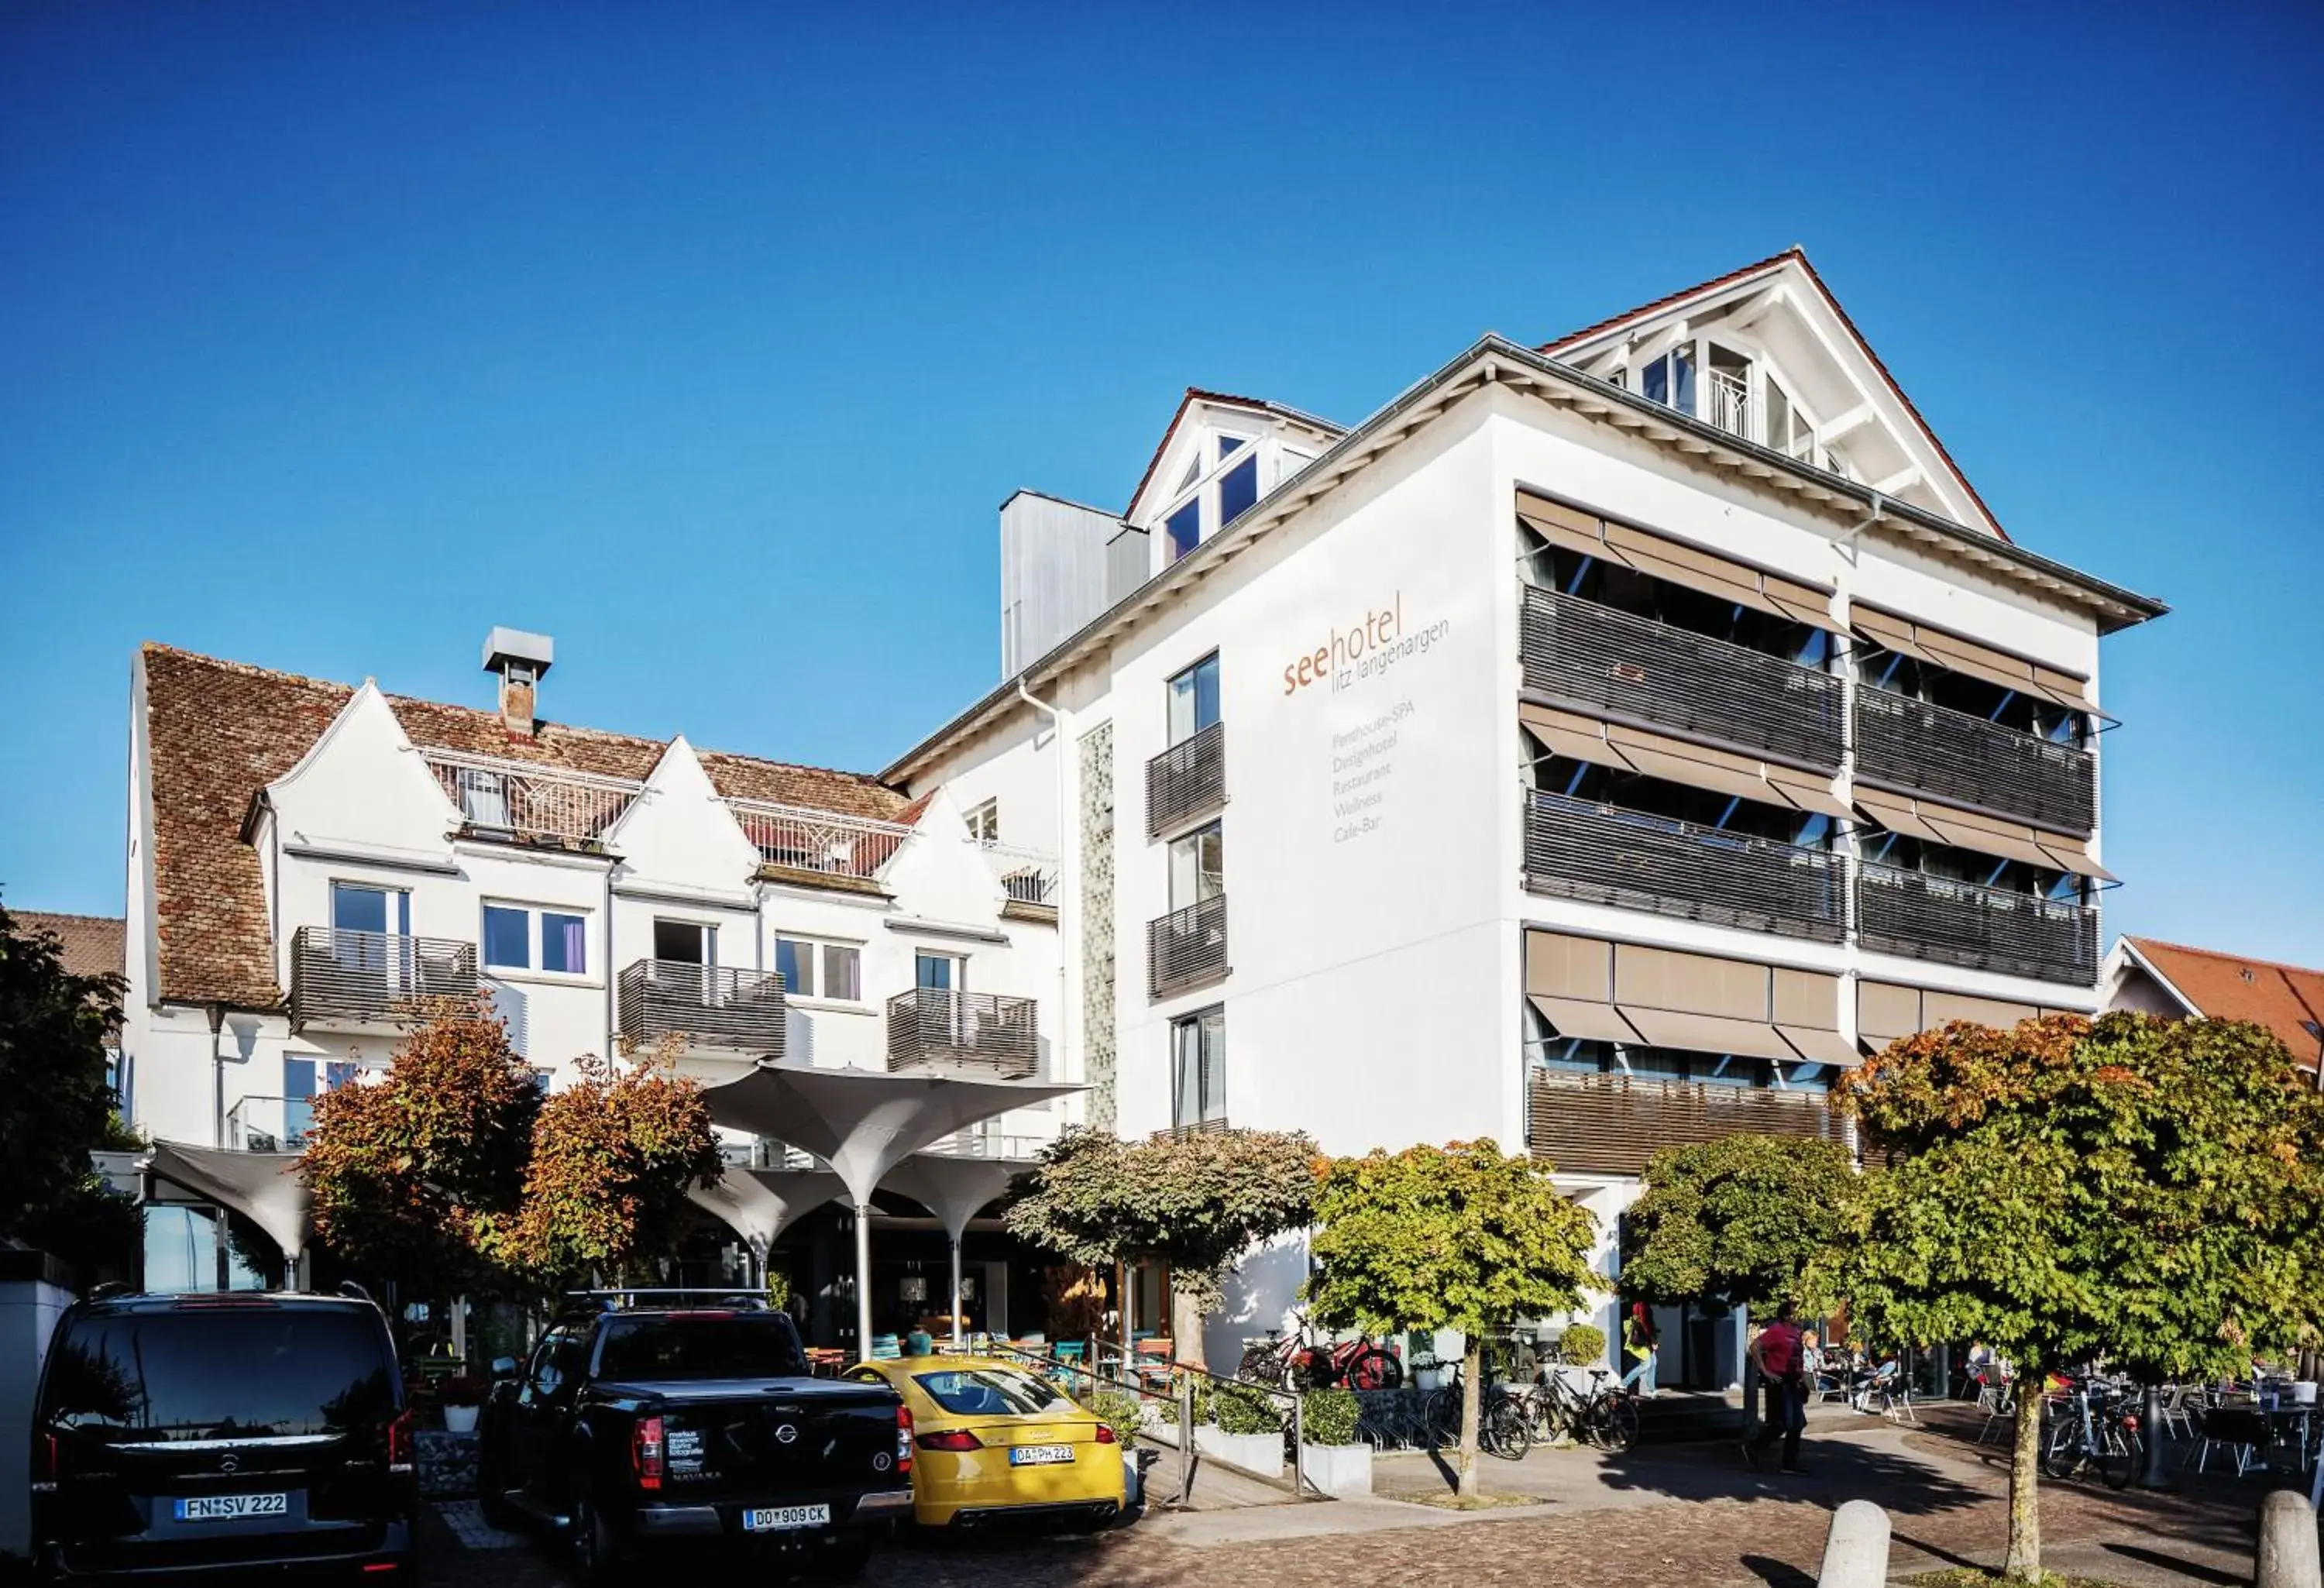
[686,1167,847,1287]
[880,1153,1037,1348]
[700,1063,1077,1350]
[145,1139,311,1281]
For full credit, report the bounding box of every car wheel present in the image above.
[475,1453,517,1533]
[569,1492,625,1586]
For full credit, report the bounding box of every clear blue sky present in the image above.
[4,2,2319,965]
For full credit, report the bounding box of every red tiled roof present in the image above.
[1538,247,2010,544]
[15,910,125,984]
[2124,937,2324,1067]
[1122,387,1343,522]
[139,644,909,1008]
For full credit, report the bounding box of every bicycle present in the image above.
[1422,1366,1532,1459]
[2040,1373,2139,1490]
[1236,1311,1403,1392]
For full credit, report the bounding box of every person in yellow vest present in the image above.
[1620,1302,1659,1397]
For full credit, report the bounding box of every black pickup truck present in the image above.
[478,1301,912,1582]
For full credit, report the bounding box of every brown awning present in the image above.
[1922,990,2039,1029]
[2033,665,2099,713]
[1779,1025,1863,1067]
[1860,792,2106,878]
[1611,940,1859,1069]
[1516,495,1611,559]
[1855,604,2092,713]
[1857,981,1923,1051]
[1604,724,1777,806]
[1762,763,1851,820]
[1518,702,1624,766]
[1524,930,1638,1043]
[1516,492,1841,631]
[1772,968,1855,1066]
[1520,701,1846,817]
[2033,832,2118,882]
[1621,1006,1798,1064]
[1917,806,2068,871]
[1528,995,1644,1045]
[1855,788,1950,844]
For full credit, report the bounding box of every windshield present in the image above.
[41,1308,397,1442]
[595,1315,806,1381]
[911,1366,1076,1418]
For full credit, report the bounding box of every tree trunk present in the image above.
[2003,1365,2043,1580]
[1170,1283,1208,1377]
[1457,1333,1483,1500]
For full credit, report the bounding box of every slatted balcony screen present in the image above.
[1148,893,1229,996]
[1522,788,1846,943]
[1856,861,2099,986]
[1519,586,1843,774]
[424,752,640,847]
[1151,1117,1231,1143]
[289,927,479,1031]
[727,799,916,881]
[1147,720,1226,837]
[616,959,787,1057]
[1854,688,2096,836]
[884,988,1040,1078]
[1526,1068,1838,1177]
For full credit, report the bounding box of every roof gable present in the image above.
[2122,937,2324,1066]
[1123,387,1342,527]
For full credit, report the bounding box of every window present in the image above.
[1638,343,1697,415]
[1216,434,1250,465]
[654,919,712,965]
[776,936,860,1002]
[331,882,407,940]
[1172,1006,1226,1129]
[964,799,1000,842]
[482,904,589,975]
[913,1366,1072,1417]
[1166,497,1202,562]
[1169,820,1224,910]
[1218,455,1258,525]
[916,950,964,992]
[1167,653,1221,745]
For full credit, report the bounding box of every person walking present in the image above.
[1621,1302,1659,1397]
[1742,1301,1809,1474]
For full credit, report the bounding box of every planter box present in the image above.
[442,1404,480,1434]
[1299,1442,1371,1496]
[1194,1425,1283,1477]
[415,1429,478,1499]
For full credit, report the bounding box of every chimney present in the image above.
[481,627,555,737]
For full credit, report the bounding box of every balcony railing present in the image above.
[885,989,1040,1078]
[1522,787,1846,943]
[1151,1117,1231,1143]
[1520,586,1843,773]
[926,1126,1057,1160]
[977,840,1060,908]
[1148,893,1229,997]
[720,1136,820,1170]
[425,751,641,848]
[1855,687,2096,837]
[1705,367,1752,442]
[1147,720,1226,837]
[1526,1068,1837,1177]
[617,960,788,1057]
[728,799,916,884]
[288,927,480,1032]
[1856,861,2099,986]
[226,1095,313,1154]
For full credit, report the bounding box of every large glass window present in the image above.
[1166,498,1203,563]
[654,919,711,965]
[1167,653,1222,745]
[1172,1006,1226,1128]
[483,906,531,970]
[776,936,861,1002]
[1638,343,1697,415]
[1168,821,1224,910]
[483,904,586,975]
[916,950,963,992]
[775,937,814,998]
[1217,455,1259,525]
[42,1308,394,1437]
[541,912,586,974]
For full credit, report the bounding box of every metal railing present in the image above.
[425,751,641,847]
[728,799,916,882]
[1855,686,2096,837]
[925,1126,1057,1160]
[1856,861,2099,986]
[617,960,787,1056]
[1147,720,1226,837]
[288,927,480,1031]
[1519,586,1843,773]
[1527,1067,1837,1177]
[977,840,1060,906]
[1148,893,1229,997]
[1522,787,1847,943]
[1152,1117,1230,1143]
[226,1095,313,1154]
[1705,367,1752,441]
[719,1136,818,1170]
[884,988,1040,1078]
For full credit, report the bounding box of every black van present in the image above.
[31,1290,415,1580]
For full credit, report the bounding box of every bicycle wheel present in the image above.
[1594,1394,1641,1453]
[1236,1342,1276,1384]
[2038,1411,2082,1480]
[2095,1414,2137,1491]
[1345,1345,1401,1393]
[1485,1397,1532,1460]
[1423,1386,1462,1449]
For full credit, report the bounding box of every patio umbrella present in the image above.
[881,1153,1037,1348]
[145,1139,311,1281]
[686,1167,847,1289]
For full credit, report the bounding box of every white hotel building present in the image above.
[115,250,2163,1373]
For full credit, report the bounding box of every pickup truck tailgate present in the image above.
[607,1380,902,1499]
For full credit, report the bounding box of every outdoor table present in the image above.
[2266,1404,2318,1471]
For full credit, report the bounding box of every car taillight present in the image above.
[896,1404,913,1474]
[633,1416,665,1491]
[31,1431,57,1492]
[386,1411,413,1474]
[916,1429,982,1452]
[1094,1423,1117,1445]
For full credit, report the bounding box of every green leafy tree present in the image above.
[1003,1127,1317,1372]
[0,900,141,1273]
[1307,1141,1599,1499]
[1836,1012,2324,1583]
[1621,1134,1858,1319]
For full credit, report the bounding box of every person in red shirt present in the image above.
[1744,1301,1809,1473]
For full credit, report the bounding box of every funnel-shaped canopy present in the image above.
[687,1167,847,1254]
[881,1154,1031,1244]
[147,1139,311,1266]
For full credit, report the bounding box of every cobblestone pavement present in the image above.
[419,1409,2271,1587]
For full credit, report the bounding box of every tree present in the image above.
[1307,1141,1599,1499]
[1621,1134,1858,1318]
[0,900,141,1273]
[1836,1012,2324,1583]
[1003,1127,1317,1371]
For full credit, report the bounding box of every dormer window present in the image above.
[1637,344,1697,414]
[1162,429,1266,564]
[1705,345,1752,438]
[1218,434,1250,463]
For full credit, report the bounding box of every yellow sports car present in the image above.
[846,1356,1126,1529]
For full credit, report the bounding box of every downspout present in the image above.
[1015,679,1074,1111]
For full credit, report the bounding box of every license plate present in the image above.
[174,1493,287,1521]
[741,1504,830,1532]
[1009,1444,1074,1466]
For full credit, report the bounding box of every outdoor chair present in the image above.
[2190,1406,2272,1476]
[2158,1384,2197,1443]
[1973,1373,2016,1446]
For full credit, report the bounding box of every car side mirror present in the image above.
[491,1356,520,1381]
[534,1364,562,1397]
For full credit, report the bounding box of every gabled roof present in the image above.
[15,910,125,984]
[1122,387,1344,523]
[2119,937,2324,1066]
[139,644,908,1009]
[1541,246,2009,541]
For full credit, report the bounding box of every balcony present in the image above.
[226,1095,313,1154]
[1856,861,2099,986]
[288,927,479,1033]
[1704,366,1752,442]
[1522,788,1846,944]
[1519,586,1842,774]
[1148,894,1229,997]
[885,989,1040,1078]
[728,799,915,892]
[1147,721,1226,837]
[1526,1068,1838,1177]
[1855,688,2095,837]
[978,840,1060,916]
[926,1126,1057,1160]
[1150,1117,1230,1143]
[426,751,641,851]
[617,960,788,1057]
